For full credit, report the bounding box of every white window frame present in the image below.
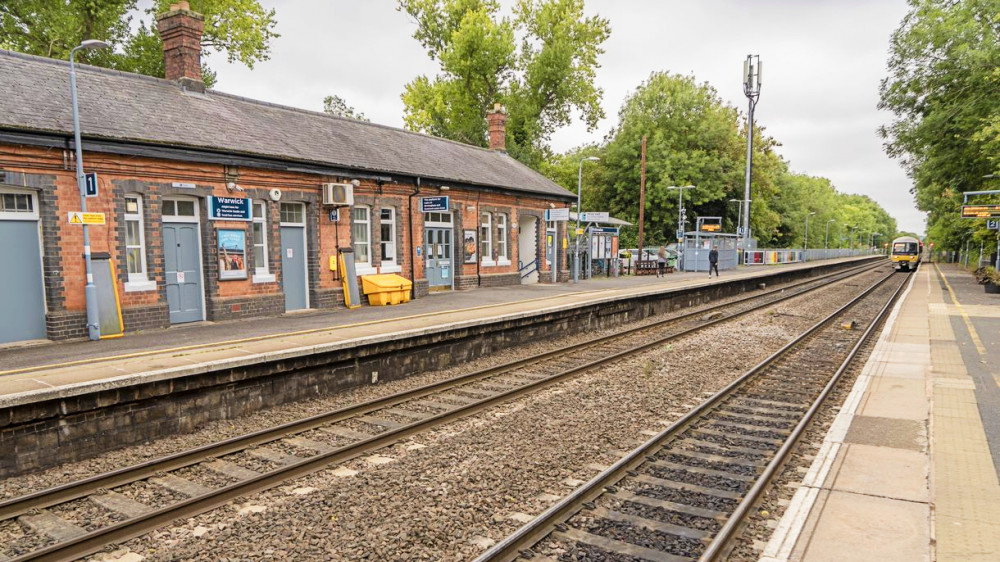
[123,194,156,292]
[0,189,39,220]
[251,200,275,283]
[379,207,401,273]
[480,212,495,266]
[353,205,373,273]
[496,212,510,265]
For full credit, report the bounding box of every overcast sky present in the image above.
[196,0,923,234]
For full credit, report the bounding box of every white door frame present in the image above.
[161,195,206,322]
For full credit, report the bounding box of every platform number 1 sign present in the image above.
[85,172,98,198]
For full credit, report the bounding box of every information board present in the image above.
[580,211,609,222]
[545,208,570,221]
[420,196,450,212]
[961,204,1000,218]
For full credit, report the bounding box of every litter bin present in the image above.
[361,274,413,306]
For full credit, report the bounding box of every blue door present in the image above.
[425,227,452,289]
[0,219,46,343]
[163,222,204,323]
[280,225,307,311]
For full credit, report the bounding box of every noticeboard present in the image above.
[960,204,1000,218]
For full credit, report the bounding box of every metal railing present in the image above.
[518,258,538,279]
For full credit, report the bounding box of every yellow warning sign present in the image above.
[67,212,106,225]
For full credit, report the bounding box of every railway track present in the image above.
[474,268,909,562]
[0,262,886,562]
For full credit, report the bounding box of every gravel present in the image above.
[0,266,894,561]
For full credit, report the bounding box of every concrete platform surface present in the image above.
[0,257,871,405]
[761,263,1000,562]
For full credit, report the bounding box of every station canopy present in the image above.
[569,212,633,227]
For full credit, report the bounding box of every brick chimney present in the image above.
[486,103,508,151]
[157,1,205,91]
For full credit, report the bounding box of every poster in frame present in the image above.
[218,228,248,280]
[463,229,477,263]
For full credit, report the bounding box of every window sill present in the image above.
[253,273,276,284]
[378,264,402,274]
[481,259,496,267]
[496,258,512,266]
[124,280,157,293]
[355,265,377,276]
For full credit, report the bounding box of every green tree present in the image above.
[0,0,278,88]
[322,95,370,122]
[398,0,610,168]
[879,0,1000,250]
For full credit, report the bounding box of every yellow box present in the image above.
[360,274,413,306]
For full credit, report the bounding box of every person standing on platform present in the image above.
[657,246,667,277]
[708,245,719,277]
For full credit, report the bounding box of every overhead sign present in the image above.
[420,196,450,212]
[988,219,999,231]
[580,211,609,222]
[588,226,619,234]
[85,172,98,198]
[208,196,251,221]
[700,223,721,232]
[545,208,570,221]
[961,204,1000,218]
[67,211,105,225]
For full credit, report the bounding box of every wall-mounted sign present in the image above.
[580,211,609,222]
[85,172,98,197]
[217,229,247,280]
[67,211,105,225]
[463,229,477,263]
[209,196,251,221]
[171,182,196,189]
[329,208,339,222]
[988,219,999,230]
[961,204,1000,218]
[420,196,450,212]
[545,208,570,221]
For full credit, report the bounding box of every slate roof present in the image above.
[0,50,574,200]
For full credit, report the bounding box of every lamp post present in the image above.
[742,54,762,257]
[573,156,600,283]
[825,219,835,258]
[803,211,816,258]
[870,232,881,254]
[70,39,109,341]
[667,185,695,269]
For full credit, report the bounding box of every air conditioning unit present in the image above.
[322,183,354,206]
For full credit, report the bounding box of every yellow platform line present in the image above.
[934,264,988,356]
[0,286,624,378]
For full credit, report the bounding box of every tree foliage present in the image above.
[542,72,899,250]
[322,95,370,122]
[0,0,278,88]
[879,0,1000,250]
[397,0,610,168]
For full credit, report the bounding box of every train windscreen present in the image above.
[893,242,918,255]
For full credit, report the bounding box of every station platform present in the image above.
[761,263,1000,562]
[0,257,871,406]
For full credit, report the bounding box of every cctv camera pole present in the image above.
[637,136,647,264]
[741,54,762,264]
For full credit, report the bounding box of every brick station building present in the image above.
[0,3,574,345]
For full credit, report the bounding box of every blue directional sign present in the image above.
[988,219,999,231]
[208,196,251,221]
[420,196,450,212]
[85,172,98,198]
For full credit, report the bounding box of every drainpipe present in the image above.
[476,191,482,288]
[409,178,420,299]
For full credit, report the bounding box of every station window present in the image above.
[353,206,371,267]
[380,207,396,266]
[162,199,196,218]
[279,202,304,224]
[252,201,270,276]
[0,193,33,214]
[496,213,508,263]
[480,212,493,263]
[123,194,155,291]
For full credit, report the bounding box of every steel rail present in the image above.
[699,269,912,560]
[0,261,879,523]
[474,270,902,562]
[6,266,887,562]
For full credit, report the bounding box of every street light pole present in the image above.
[825,219,835,259]
[742,54,762,255]
[573,156,600,284]
[70,40,109,341]
[803,212,816,257]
